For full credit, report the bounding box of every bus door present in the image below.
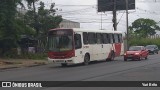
[74,33,83,63]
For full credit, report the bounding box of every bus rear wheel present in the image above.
[109,52,115,61]
[84,54,90,65]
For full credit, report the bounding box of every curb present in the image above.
[0,62,48,70]
[0,66,19,70]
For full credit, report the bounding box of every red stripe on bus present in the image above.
[114,43,121,56]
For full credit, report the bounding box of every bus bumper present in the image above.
[48,57,76,64]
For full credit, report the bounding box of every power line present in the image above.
[117,11,125,25]
[136,7,160,15]
[55,4,96,7]
[78,21,112,23]
[137,0,160,3]
[34,1,160,25]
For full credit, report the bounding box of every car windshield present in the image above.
[129,46,142,51]
[146,45,155,49]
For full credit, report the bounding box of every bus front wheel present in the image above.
[84,54,90,65]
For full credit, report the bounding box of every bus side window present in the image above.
[83,32,88,44]
[103,33,108,44]
[74,34,82,49]
[112,34,115,43]
[117,34,120,43]
[119,34,123,43]
[109,34,113,43]
[88,33,96,44]
[102,34,105,44]
[114,34,119,43]
[96,33,102,44]
[107,34,110,43]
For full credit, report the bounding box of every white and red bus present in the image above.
[48,28,124,66]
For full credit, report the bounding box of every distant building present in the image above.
[59,19,80,28]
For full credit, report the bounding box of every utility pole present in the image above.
[113,0,117,31]
[126,0,129,50]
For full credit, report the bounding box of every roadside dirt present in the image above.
[0,59,48,70]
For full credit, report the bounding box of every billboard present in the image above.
[98,0,135,12]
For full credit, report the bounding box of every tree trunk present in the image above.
[33,1,39,36]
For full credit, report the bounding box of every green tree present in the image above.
[38,2,62,36]
[15,13,36,36]
[37,2,62,52]
[0,0,62,56]
[24,1,62,36]
[25,0,39,35]
[0,0,24,56]
[24,1,62,52]
[129,18,160,37]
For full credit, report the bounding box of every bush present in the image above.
[28,53,47,60]
[0,48,47,60]
[1,48,18,58]
[18,53,47,60]
[129,37,160,48]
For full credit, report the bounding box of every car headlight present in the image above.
[135,53,139,55]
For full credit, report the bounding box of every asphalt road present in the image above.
[0,53,160,90]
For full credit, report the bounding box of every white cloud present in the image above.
[38,0,160,33]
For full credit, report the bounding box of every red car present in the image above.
[124,46,149,61]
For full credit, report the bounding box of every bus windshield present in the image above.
[48,30,73,52]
